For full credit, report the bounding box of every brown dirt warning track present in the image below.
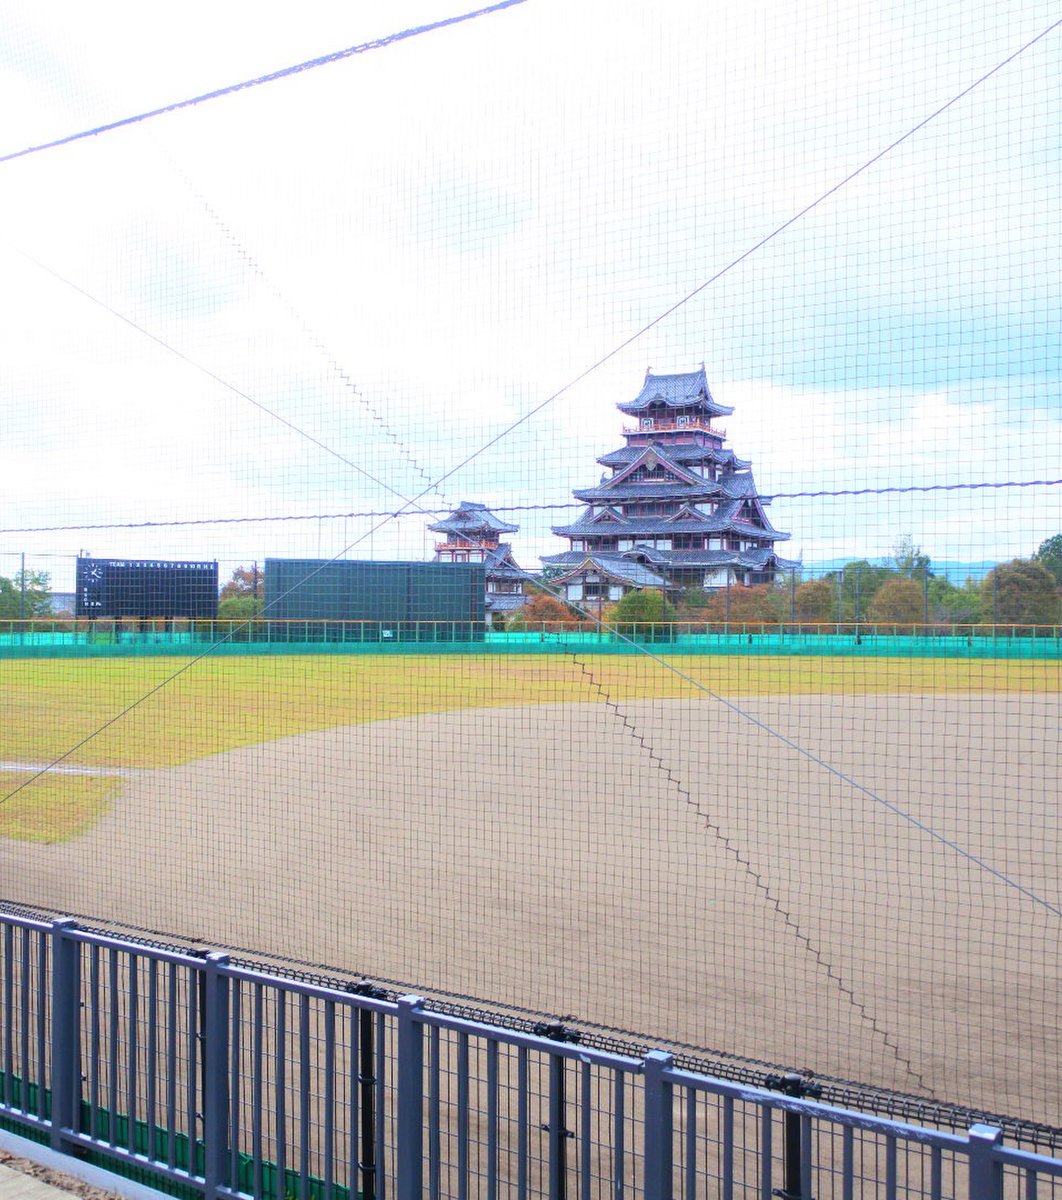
[2,694,1060,1123]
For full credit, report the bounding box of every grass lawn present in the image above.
[1,652,1058,772]
[0,771,119,842]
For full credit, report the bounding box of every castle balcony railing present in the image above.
[623,418,726,437]
[434,541,493,556]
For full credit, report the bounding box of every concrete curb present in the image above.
[0,1129,172,1200]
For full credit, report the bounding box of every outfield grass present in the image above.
[0,771,119,842]
[2,652,1058,771]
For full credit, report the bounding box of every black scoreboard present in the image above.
[75,558,218,620]
[264,559,485,623]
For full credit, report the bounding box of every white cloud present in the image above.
[1,0,1059,589]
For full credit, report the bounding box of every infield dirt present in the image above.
[3,692,1059,1122]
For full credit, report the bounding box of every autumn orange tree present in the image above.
[867,578,924,626]
[701,583,785,625]
[508,592,581,628]
[792,578,834,622]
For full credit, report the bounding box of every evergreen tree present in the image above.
[1033,535,1062,585]
[980,560,1061,627]
[606,588,676,638]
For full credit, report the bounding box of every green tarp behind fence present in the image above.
[0,625,1059,658]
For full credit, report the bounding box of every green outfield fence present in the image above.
[0,619,1060,659]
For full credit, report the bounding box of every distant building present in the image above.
[543,367,794,608]
[428,501,528,624]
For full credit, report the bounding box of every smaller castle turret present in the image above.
[429,501,528,623]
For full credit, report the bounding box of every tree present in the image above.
[980,560,1061,627]
[927,575,982,624]
[867,578,924,626]
[221,566,261,600]
[607,587,675,622]
[701,583,784,625]
[0,570,52,619]
[1033,535,1062,585]
[792,579,834,622]
[218,595,263,620]
[600,588,676,643]
[835,560,897,621]
[508,593,580,628]
[675,586,712,615]
[888,535,931,579]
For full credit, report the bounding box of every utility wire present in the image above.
[0,1,528,165]
[2,478,1060,534]
[6,10,1059,796]
[367,13,1062,495]
[6,9,1058,545]
[4,5,1059,1026]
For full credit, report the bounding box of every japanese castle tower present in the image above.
[543,368,794,607]
[428,501,528,621]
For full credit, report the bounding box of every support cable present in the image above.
[2,477,1061,534]
[0,1,529,166]
[2,10,1058,1074]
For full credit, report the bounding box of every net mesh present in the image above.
[0,0,1060,1124]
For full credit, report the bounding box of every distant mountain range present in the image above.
[803,560,996,585]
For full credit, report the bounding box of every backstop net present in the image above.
[0,0,1059,1127]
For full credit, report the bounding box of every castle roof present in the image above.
[573,480,719,503]
[543,547,798,572]
[552,500,788,540]
[555,513,702,536]
[482,543,526,581]
[428,501,518,537]
[486,593,528,613]
[598,443,749,470]
[549,555,669,589]
[720,472,760,499]
[574,442,730,503]
[617,368,734,417]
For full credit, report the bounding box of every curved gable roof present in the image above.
[617,367,734,417]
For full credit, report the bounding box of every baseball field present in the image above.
[1,650,1059,1123]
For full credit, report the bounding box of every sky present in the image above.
[0,0,1060,590]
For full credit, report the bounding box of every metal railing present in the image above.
[2,912,1061,1199]
[1,617,1061,653]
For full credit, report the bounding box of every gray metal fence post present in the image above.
[49,919,80,1153]
[532,1021,580,1200]
[396,996,425,1200]
[202,953,231,1200]
[968,1124,1002,1200]
[643,1050,674,1200]
[765,1072,822,1199]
